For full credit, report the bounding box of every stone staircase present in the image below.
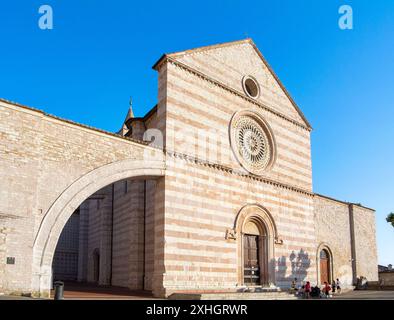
[169,288,298,300]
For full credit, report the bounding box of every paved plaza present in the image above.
[1,289,394,300]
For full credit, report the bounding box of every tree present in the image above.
[387,213,394,228]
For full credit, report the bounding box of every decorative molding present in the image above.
[234,204,278,286]
[225,228,237,241]
[274,237,284,245]
[165,150,314,197]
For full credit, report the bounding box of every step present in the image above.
[169,291,298,300]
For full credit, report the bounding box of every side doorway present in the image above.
[319,248,331,284]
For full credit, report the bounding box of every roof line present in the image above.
[314,193,375,212]
[125,104,158,129]
[152,38,312,129]
[247,39,312,129]
[0,98,157,149]
[152,38,252,70]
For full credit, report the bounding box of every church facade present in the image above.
[0,39,378,298]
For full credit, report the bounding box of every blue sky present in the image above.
[0,0,393,266]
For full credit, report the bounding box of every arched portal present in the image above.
[31,159,165,297]
[316,243,333,285]
[243,220,267,285]
[234,204,279,287]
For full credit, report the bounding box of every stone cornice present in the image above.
[165,149,314,197]
[164,57,311,132]
[314,193,375,212]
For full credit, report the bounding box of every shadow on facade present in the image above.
[274,249,311,288]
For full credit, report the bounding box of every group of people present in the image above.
[290,278,342,299]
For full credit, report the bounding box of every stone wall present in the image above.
[0,98,164,295]
[52,212,80,280]
[144,180,157,291]
[314,195,378,286]
[314,195,353,286]
[379,272,394,286]
[161,158,315,295]
[112,180,145,289]
[0,227,8,293]
[352,205,378,281]
[53,179,157,291]
[77,202,89,282]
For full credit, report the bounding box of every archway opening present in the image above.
[319,249,331,284]
[50,177,159,298]
[243,220,268,286]
[235,205,278,288]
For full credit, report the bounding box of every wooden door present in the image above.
[320,250,329,284]
[244,234,260,285]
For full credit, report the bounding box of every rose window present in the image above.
[230,111,275,175]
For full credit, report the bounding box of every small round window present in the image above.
[242,76,260,99]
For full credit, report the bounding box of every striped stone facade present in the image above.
[0,39,378,297]
[155,40,315,295]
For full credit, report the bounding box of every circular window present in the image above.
[229,110,276,175]
[242,76,260,99]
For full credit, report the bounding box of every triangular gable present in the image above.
[153,39,311,129]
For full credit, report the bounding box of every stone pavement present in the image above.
[332,290,394,300]
[51,282,161,300]
[0,282,161,300]
[1,289,393,300]
[0,295,37,300]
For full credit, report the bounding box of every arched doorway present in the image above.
[243,220,268,285]
[316,244,333,285]
[319,249,330,284]
[235,204,280,287]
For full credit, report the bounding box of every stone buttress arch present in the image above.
[31,159,165,297]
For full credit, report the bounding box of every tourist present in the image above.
[311,285,320,298]
[304,281,311,299]
[336,278,341,294]
[316,285,321,298]
[323,281,331,298]
[290,278,298,293]
[332,280,336,293]
[298,285,305,298]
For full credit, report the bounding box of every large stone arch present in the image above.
[31,159,165,297]
[234,204,280,287]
